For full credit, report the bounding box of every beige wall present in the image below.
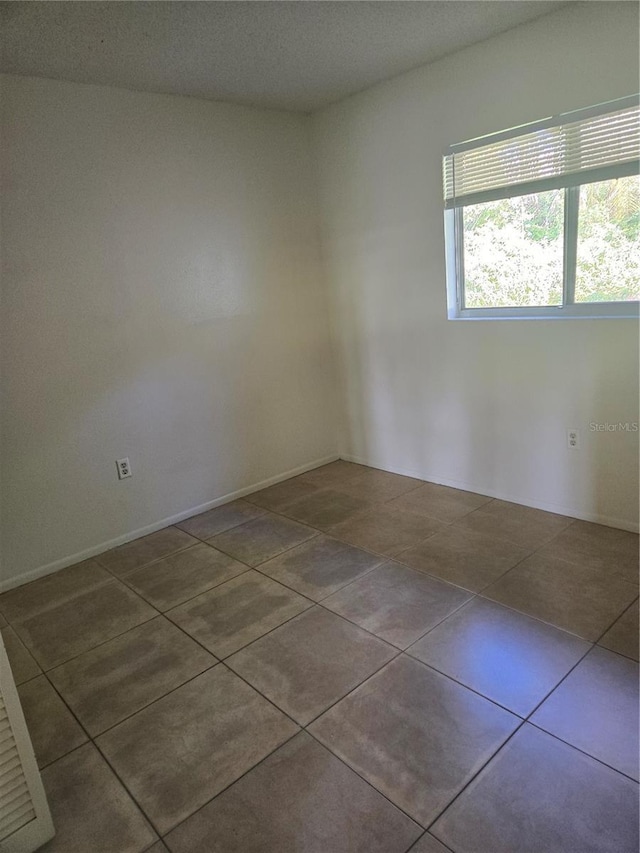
[2,2,638,590]
[312,2,639,531]
[0,75,338,589]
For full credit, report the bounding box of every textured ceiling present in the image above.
[0,1,570,113]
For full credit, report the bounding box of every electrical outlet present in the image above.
[116,457,132,479]
[567,429,580,449]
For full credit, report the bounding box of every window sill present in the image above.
[448,303,639,320]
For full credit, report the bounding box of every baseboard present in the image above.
[0,453,340,593]
[341,453,639,534]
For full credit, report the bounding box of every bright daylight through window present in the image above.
[443,96,640,319]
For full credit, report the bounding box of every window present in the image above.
[443,96,640,319]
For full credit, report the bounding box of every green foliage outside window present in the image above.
[462,176,639,308]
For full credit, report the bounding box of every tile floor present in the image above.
[1,460,638,852]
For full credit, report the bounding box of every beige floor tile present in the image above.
[387,482,491,523]
[227,606,396,725]
[166,732,422,853]
[409,598,590,716]
[531,646,639,780]
[483,553,638,641]
[175,499,266,540]
[1,624,41,684]
[258,534,383,601]
[124,543,247,611]
[432,725,639,853]
[209,512,317,566]
[397,526,530,591]
[40,743,157,853]
[540,520,639,585]
[455,500,573,549]
[13,581,157,669]
[245,477,321,511]
[598,599,639,661]
[17,675,88,767]
[324,561,471,649]
[310,655,518,826]
[282,488,372,530]
[0,560,111,623]
[329,506,444,557]
[96,667,298,835]
[49,617,215,735]
[8,468,636,847]
[297,460,366,488]
[167,571,311,659]
[95,527,198,576]
[336,468,424,503]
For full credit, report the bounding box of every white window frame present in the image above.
[444,96,640,321]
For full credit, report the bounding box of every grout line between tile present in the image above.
[317,582,475,653]
[325,519,446,563]
[477,579,635,644]
[408,832,456,853]
[157,725,304,841]
[92,738,167,840]
[236,560,477,667]
[0,575,116,628]
[36,570,408,752]
[250,555,383,603]
[120,566,254,616]
[398,651,527,720]
[37,615,220,737]
[79,591,634,835]
[6,461,638,847]
[173,501,269,542]
[17,605,162,674]
[90,653,228,740]
[521,634,619,724]
[297,646,404,729]
[41,735,163,844]
[265,491,388,534]
[64,657,220,741]
[38,739,92,771]
[96,533,203,581]
[168,592,316,664]
[206,524,322,569]
[303,726,426,830]
[24,673,91,772]
[525,719,640,783]
[423,719,528,834]
[591,594,640,647]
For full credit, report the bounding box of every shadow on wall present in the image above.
[334,227,639,529]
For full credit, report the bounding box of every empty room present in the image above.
[0,2,638,851]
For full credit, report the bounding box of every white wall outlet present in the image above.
[116,457,132,479]
[567,429,580,449]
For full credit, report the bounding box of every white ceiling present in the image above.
[0,1,570,113]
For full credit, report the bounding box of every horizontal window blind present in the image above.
[444,96,640,208]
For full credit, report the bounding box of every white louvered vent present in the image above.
[1,695,36,842]
[0,636,54,852]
